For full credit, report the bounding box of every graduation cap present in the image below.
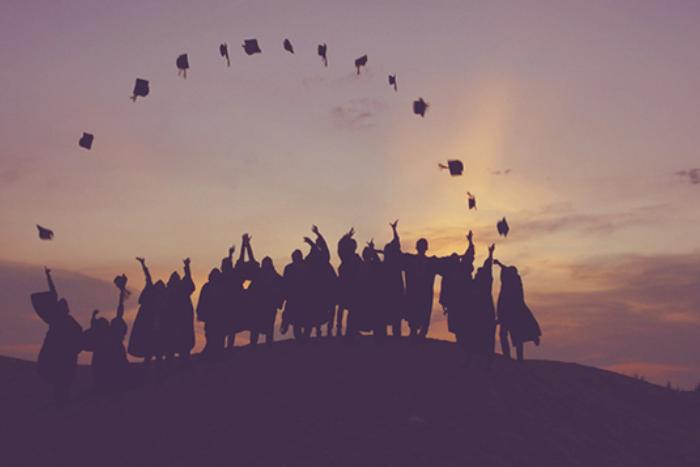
[283,38,294,54]
[413,98,428,117]
[467,192,477,210]
[355,55,368,74]
[130,78,149,102]
[219,43,230,66]
[242,39,261,55]
[497,217,510,237]
[78,132,94,150]
[438,159,463,176]
[318,43,328,67]
[37,225,54,240]
[176,54,189,78]
[388,74,397,91]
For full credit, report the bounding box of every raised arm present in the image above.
[483,243,495,270]
[182,258,195,295]
[237,234,248,265]
[312,225,330,262]
[245,236,257,264]
[136,257,153,287]
[44,267,57,295]
[463,230,475,263]
[116,290,125,319]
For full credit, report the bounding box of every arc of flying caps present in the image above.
[413,98,428,117]
[130,78,149,102]
[318,43,328,67]
[497,217,510,237]
[78,132,94,150]
[467,192,477,210]
[37,225,54,240]
[355,54,368,74]
[388,74,397,91]
[283,38,294,54]
[242,39,261,55]
[219,43,230,66]
[176,53,189,78]
[438,159,463,176]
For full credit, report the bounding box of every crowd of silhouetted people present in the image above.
[31,223,541,405]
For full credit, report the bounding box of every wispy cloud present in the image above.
[330,98,386,131]
[675,168,700,185]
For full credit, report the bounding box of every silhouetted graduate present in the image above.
[336,228,363,338]
[128,258,162,363]
[388,74,397,91]
[197,266,226,358]
[79,132,93,150]
[318,43,328,67]
[413,98,428,117]
[131,78,149,102]
[31,268,84,405]
[283,38,294,54]
[163,258,196,361]
[176,53,189,78]
[378,220,406,337]
[355,55,368,74]
[303,226,338,337]
[497,217,510,237]
[281,247,311,340]
[467,192,477,210]
[219,43,230,66]
[469,243,497,368]
[439,160,463,176]
[37,225,54,240]
[249,256,284,344]
[243,39,262,55]
[400,233,440,339]
[495,260,541,361]
[439,231,475,349]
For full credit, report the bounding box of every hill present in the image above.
[1,338,699,466]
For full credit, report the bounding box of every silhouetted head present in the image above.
[416,238,428,255]
[262,256,275,272]
[221,259,233,273]
[208,268,221,283]
[57,298,69,316]
[167,271,181,288]
[362,246,373,262]
[154,280,166,293]
[94,316,109,331]
[292,249,303,264]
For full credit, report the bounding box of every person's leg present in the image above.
[499,326,511,359]
[250,330,259,346]
[516,342,524,362]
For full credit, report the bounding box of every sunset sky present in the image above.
[1,1,699,387]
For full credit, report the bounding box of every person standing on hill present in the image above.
[30,267,84,405]
[401,235,440,340]
[495,260,541,361]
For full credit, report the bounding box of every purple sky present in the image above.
[1,1,699,387]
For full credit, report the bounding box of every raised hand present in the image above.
[489,243,495,255]
[183,257,191,266]
[228,245,235,256]
[92,310,99,318]
[44,266,51,274]
[311,225,320,235]
[467,230,473,242]
[390,219,399,230]
[136,257,145,265]
[303,236,314,245]
[348,227,355,237]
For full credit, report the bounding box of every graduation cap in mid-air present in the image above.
[130,78,149,102]
[176,54,189,78]
[388,74,397,91]
[37,225,54,240]
[242,39,261,55]
[413,98,428,117]
[318,43,328,67]
[438,159,463,176]
[78,132,94,150]
[219,43,230,66]
[355,55,368,74]
[467,192,477,210]
[497,217,510,237]
[283,38,294,54]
